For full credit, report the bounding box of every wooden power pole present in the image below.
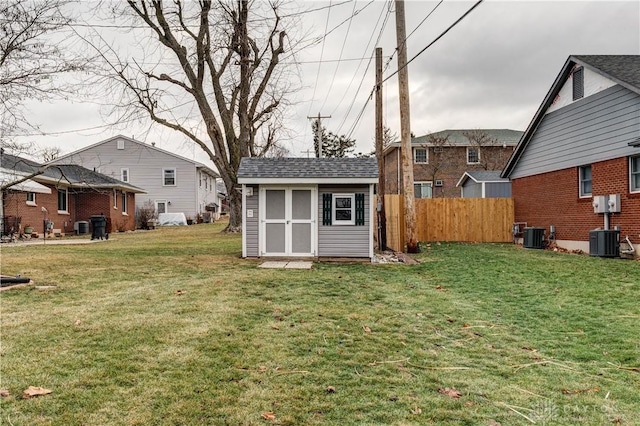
[375,47,387,251]
[307,113,331,157]
[395,0,419,253]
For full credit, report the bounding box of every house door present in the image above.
[156,200,168,214]
[261,188,315,257]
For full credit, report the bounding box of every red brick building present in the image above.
[383,129,522,198]
[1,151,145,237]
[502,55,640,256]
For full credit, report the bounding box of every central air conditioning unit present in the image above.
[523,227,545,249]
[589,230,620,257]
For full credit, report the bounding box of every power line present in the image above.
[306,0,334,118]
[382,0,484,84]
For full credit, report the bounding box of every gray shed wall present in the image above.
[244,185,259,257]
[318,185,371,258]
[510,84,640,179]
[485,182,512,198]
[461,181,482,198]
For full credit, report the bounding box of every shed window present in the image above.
[26,192,36,205]
[573,67,584,101]
[57,188,68,212]
[322,193,365,226]
[163,168,176,186]
[333,194,354,225]
[414,182,433,199]
[631,156,640,193]
[467,147,480,164]
[413,148,428,164]
[579,165,592,197]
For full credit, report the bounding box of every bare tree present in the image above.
[423,133,453,197]
[463,130,512,171]
[40,146,62,163]
[0,0,88,142]
[89,1,300,231]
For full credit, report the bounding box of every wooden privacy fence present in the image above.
[383,195,514,252]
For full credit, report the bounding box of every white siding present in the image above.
[547,66,617,114]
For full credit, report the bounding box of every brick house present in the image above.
[1,151,145,237]
[502,55,640,256]
[383,129,522,198]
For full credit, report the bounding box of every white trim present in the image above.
[333,193,355,225]
[481,182,486,198]
[242,184,247,258]
[121,168,129,182]
[238,177,377,185]
[369,184,374,259]
[26,192,36,206]
[163,168,177,186]
[413,147,428,164]
[413,181,433,199]
[57,187,68,213]
[466,147,481,164]
[155,199,168,214]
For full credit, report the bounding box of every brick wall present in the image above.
[3,186,137,235]
[384,145,515,198]
[512,157,640,241]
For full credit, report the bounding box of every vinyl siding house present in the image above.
[238,157,378,260]
[1,151,144,236]
[502,55,640,256]
[383,129,522,198]
[52,135,221,222]
[456,171,511,198]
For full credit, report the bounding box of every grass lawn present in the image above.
[1,222,639,425]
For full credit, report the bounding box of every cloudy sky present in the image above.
[12,0,640,166]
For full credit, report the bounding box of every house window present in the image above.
[573,67,584,101]
[26,192,36,205]
[413,148,428,164]
[467,147,480,164]
[113,189,118,208]
[121,168,129,182]
[579,165,592,197]
[57,188,68,212]
[205,176,208,190]
[414,182,433,199]
[333,194,355,225]
[156,200,167,214]
[121,192,128,214]
[163,168,176,186]
[199,173,202,187]
[631,156,640,193]
[117,140,125,150]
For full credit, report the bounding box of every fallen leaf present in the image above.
[258,366,268,373]
[562,386,599,395]
[0,389,9,397]
[446,318,455,323]
[23,386,52,398]
[438,387,461,399]
[174,290,184,295]
[411,406,422,415]
[363,326,372,333]
[435,285,442,290]
[487,421,501,426]
[326,386,336,393]
[462,323,470,328]
[261,411,276,421]
[74,319,81,326]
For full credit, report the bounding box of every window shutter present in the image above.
[573,67,584,101]
[355,193,365,226]
[322,193,332,225]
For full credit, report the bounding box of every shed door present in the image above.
[261,187,315,256]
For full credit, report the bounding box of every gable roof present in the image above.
[0,151,145,193]
[383,129,523,155]
[456,170,509,187]
[52,134,220,177]
[502,55,640,178]
[237,157,379,184]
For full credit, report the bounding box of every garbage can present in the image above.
[90,215,107,240]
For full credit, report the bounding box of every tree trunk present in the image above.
[225,183,243,232]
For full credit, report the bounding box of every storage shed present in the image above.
[456,170,511,198]
[237,157,379,260]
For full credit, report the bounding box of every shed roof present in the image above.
[237,157,379,184]
[456,170,509,187]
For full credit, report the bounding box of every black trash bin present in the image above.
[90,215,107,240]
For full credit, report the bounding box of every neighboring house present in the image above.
[383,129,522,198]
[237,157,378,260]
[456,171,511,198]
[52,135,221,222]
[1,151,144,236]
[502,55,640,255]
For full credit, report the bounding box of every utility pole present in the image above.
[375,47,387,251]
[395,0,419,253]
[307,113,331,157]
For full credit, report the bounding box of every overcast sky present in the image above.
[12,0,640,167]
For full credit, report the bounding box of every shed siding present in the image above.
[318,185,370,257]
[245,185,259,257]
[461,181,481,198]
[510,84,640,179]
[53,137,203,218]
[485,182,511,198]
